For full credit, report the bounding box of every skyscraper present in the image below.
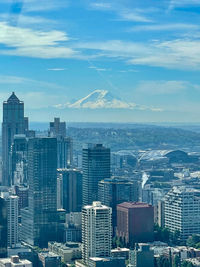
[2,92,27,186]
[98,177,139,232]
[82,144,110,205]
[57,169,82,213]
[1,193,19,248]
[49,118,73,168]
[82,201,112,266]
[10,135,28,186]
[49,117,66,138]
[0,197,7,258]
[21,138,59,248]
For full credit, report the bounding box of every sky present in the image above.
[0,0,200,122]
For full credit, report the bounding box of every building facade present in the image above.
[82,144,110,205]
[117,202,154,245]
[128,244,154,267]
[49,118,73,169]
[98,177,139,231]
[21,138,59,248]
[10,135,28,186]
[164,186,200,241]
[0,197,7,258]
[57,169,82,213]
[2,92,28,186]
[1,193,19,248]
[82,202,112,266]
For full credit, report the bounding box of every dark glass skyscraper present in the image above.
[2,92,27,186]
[82,144,110,205]
[21,138,59,248]
[98,177,139,231]
[57,169,82,213]
[49,118,73,168]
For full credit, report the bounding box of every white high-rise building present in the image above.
[1,193,19,247]
[164,186,200,241]
[82,201,112,265]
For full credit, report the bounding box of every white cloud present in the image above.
[129,23,199,32]
[0,75,64,89]
[0,14,55,27]
[136,80,189,95]
[119,10,152,22]
[0,22,77,59]
[76,37,200,70]
[89,2,152,22]
[169,0,200,9]
[47,68,66,71]
[90,2,112,10]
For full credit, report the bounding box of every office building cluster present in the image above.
[1,93,200,266]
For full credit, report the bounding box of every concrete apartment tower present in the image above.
[164,186,200,241]
[1,193,19,248]
[82,201,112,266]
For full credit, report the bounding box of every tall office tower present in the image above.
[82,201,112,266]
[2,92,27,186]
[57,169,82,213]
[1,193,19,248]
[57,137,73,168]
[82,144,110,206]
[10,135,28,186]
[98,177,139,232]
[0,197,7,258]
[117,202,154,245]
[164,186,200,241]
[49,118,73,168]
[50,117,66,138]
[21,138,59,248]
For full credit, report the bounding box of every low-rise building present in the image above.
[38,252,61,267]
[0,255,32,267]
[128,244,154,267]
[48,242,82,263]
[111,248,129,260]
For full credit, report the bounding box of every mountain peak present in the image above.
[54,89,162,112]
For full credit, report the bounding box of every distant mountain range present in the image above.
[54,89,162,111]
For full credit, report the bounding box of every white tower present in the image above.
[1,193,19,247]
[82,201,112,265]
[164,186,200,241]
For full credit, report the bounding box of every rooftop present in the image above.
[6,92,21,103]
[117,202,152,209]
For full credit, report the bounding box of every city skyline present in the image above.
[0,1,200,122]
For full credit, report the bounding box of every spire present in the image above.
[7,92,20,103]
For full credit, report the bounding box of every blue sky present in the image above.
[0,0,200,122]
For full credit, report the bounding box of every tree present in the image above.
[173,255,180,267]
[154,224,170,243]
[186,234,200,248]
[181,261,194,267]
[170,230,181,245]
[156,255,170,267]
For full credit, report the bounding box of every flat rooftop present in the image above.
[117,202,152,209]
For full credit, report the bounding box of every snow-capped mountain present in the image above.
[55,89,162,111]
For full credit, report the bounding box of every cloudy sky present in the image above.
[0,0,200,122]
